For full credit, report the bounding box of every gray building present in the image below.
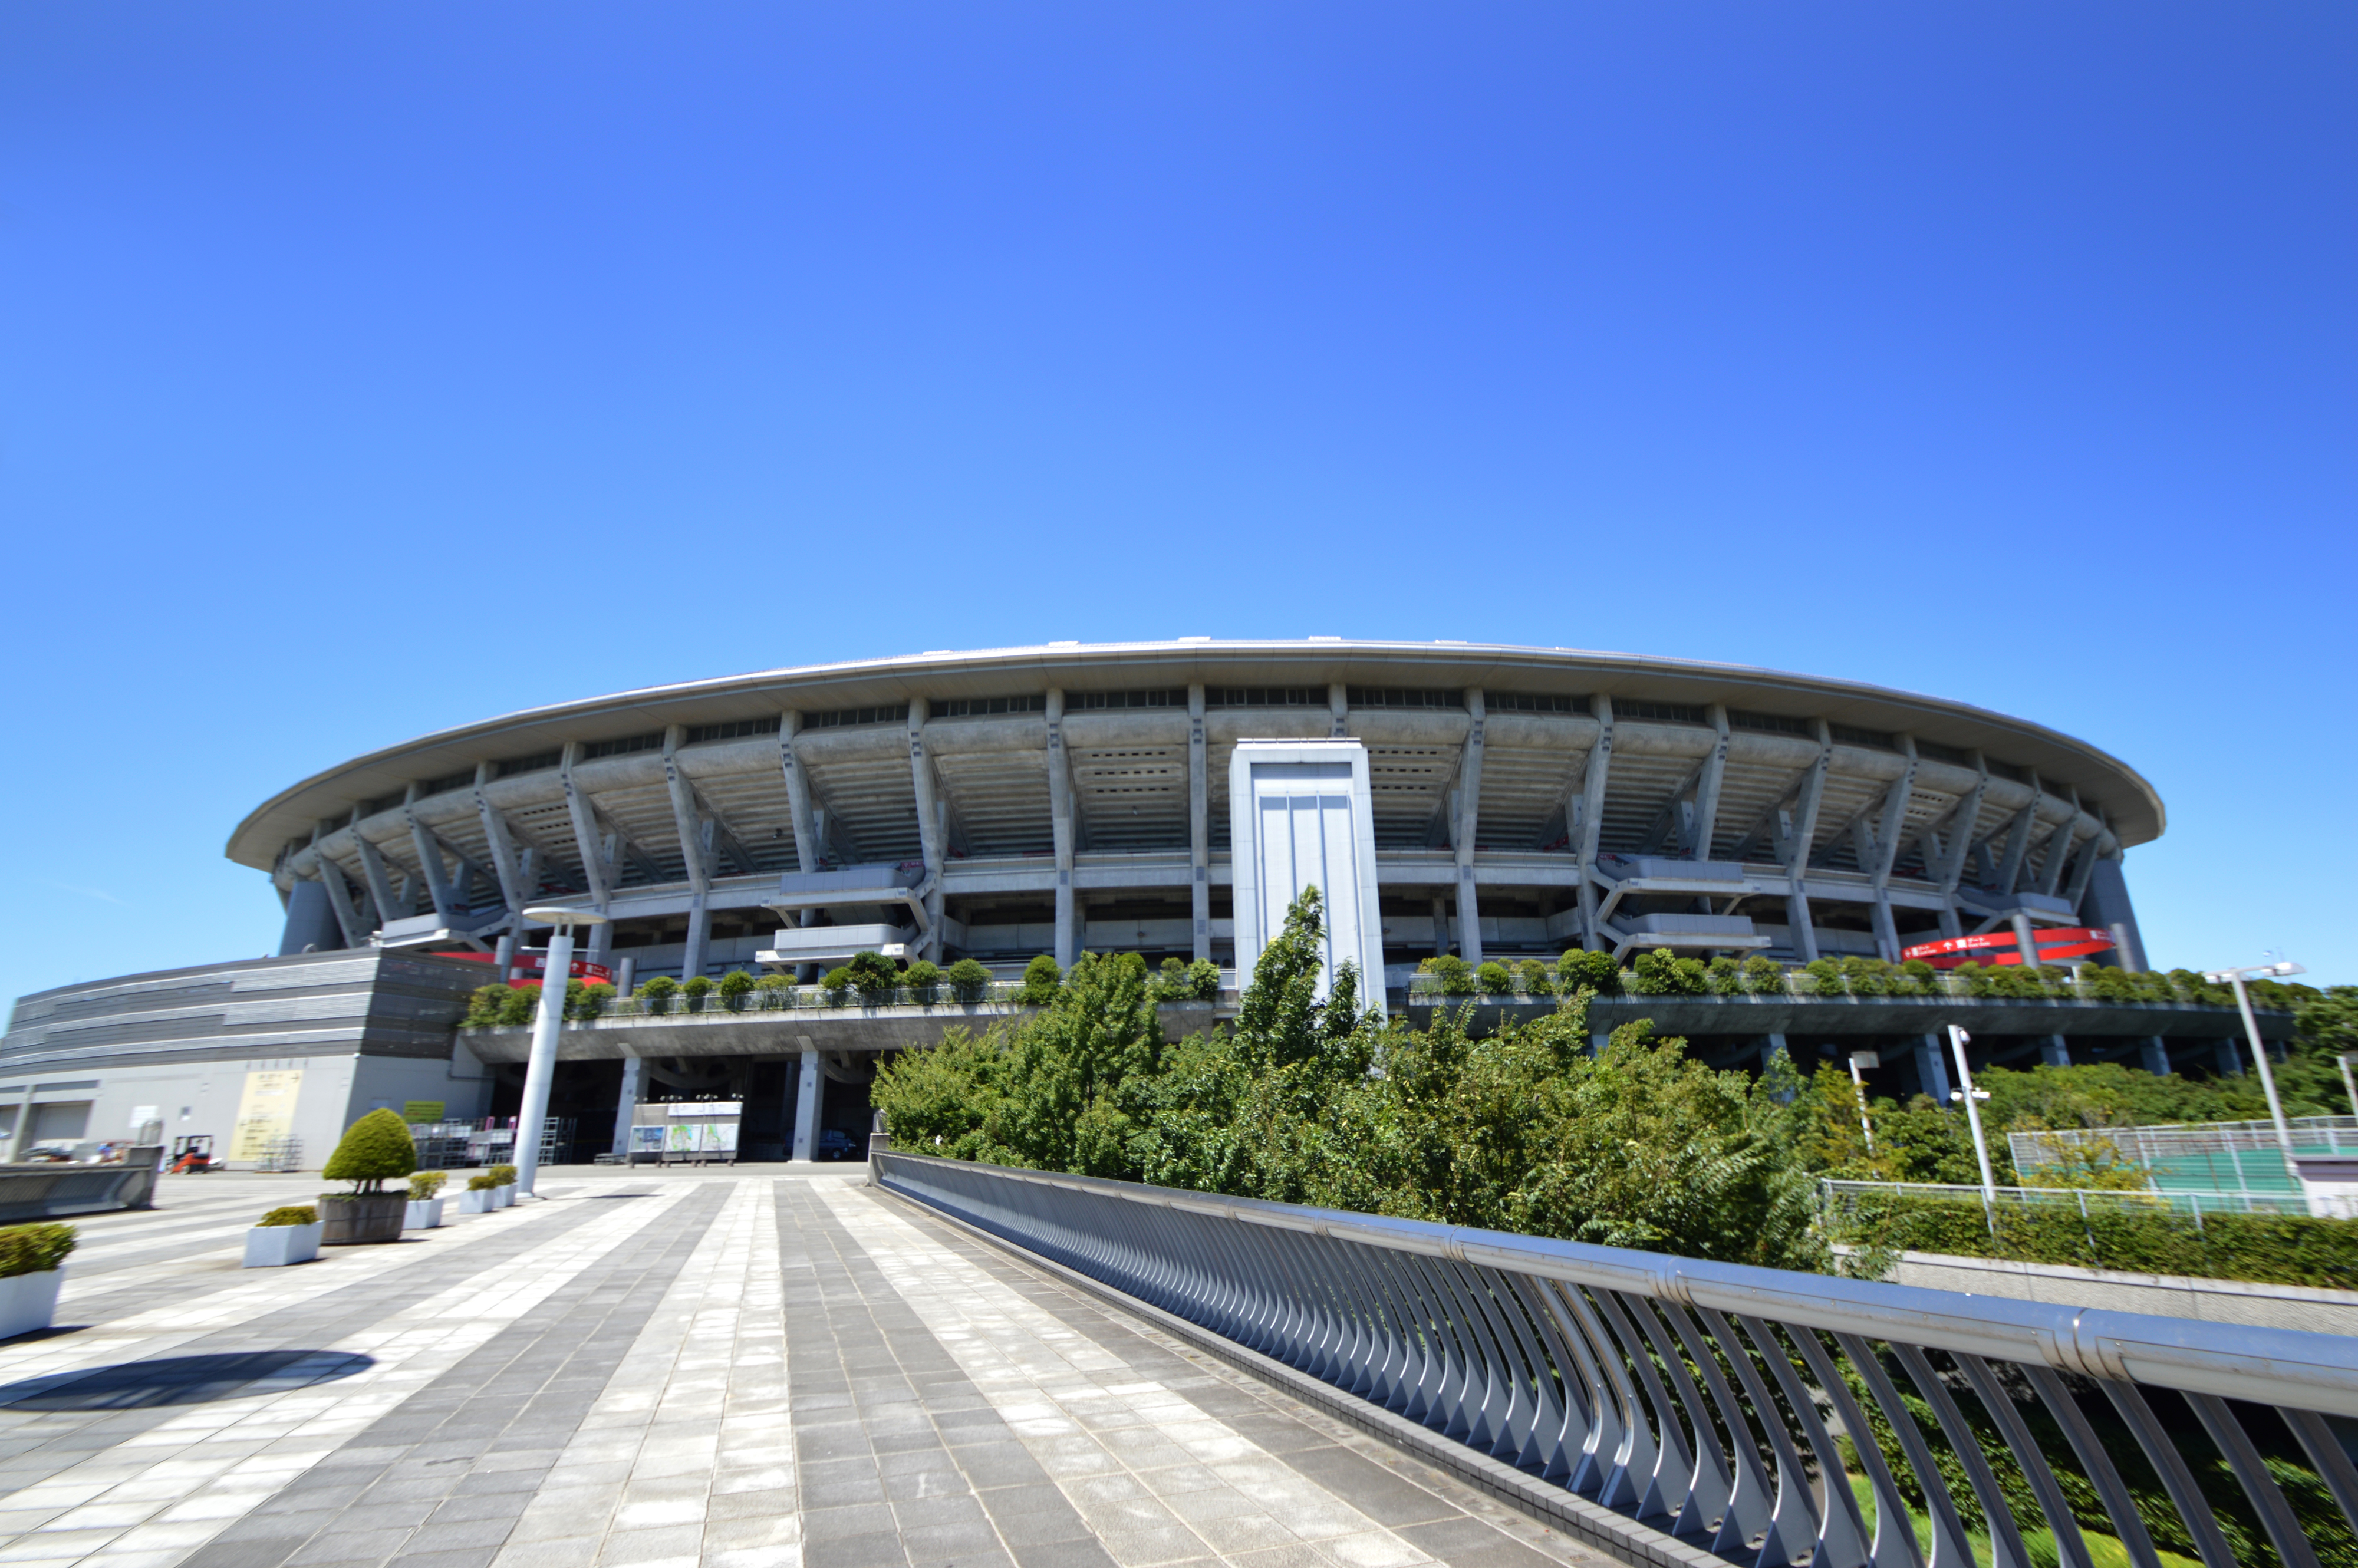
[8,640,2257,1167]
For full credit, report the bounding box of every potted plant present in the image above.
[488,1162,518,1207]
[0,1223,76,1338]
[717,970,756,1012]
[243,1205,322,1268]
[404,1171,447,1230]
[681,974,714,1013]
[635,975,678,1014]
[318,1109,416,1244]
[459,1173,500,1214]
[902,960,941,1004]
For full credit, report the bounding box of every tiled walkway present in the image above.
[0,1171,1611,1568]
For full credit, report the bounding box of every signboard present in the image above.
[433,951,616,986]
[228,1070,302,1161]
[1902,927,2116,969]
[665,1102,743,1118]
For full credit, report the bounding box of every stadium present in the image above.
[0,640,2283,1169]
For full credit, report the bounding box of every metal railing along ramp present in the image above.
[875,1149,2358,1568]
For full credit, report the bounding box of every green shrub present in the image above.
[1803,958,1845,996]
[467,1174,499,1191]
[1558,948,1619,995]
[680,974,714,1011]
[321,1109,416,1194]
[946,958,993,1003]
[1739,955,1784,994]
[756,973,794,995]
[463,984,509,1027]
[1185,958,1221,999]
[846,951,900,1001]
[497,983,541,1027]
[488,1163,517,1186]
[1149,957,1193,1003]
[572,980,615,1019]
[0,1223,77,1275]
[635,975,677,1013]
[903,959,942,1003]
[1705,956,1741,996]
[1517,959,1552,996]
[1838,956,1886,996]
[1899,957,1937,989]
[717,970,756,1010]
[256,1206,317,1228]
[406,1172,447,1200]
[1019,954,1063,1005]
[1475,961,1512,995]
[821,966,855,1004]
[1630,949,1705,996]
[1432,955,1477,996]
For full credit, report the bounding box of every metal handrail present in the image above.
[1818,1176,2312,1220]
[878,1148,2358,1568]
[1402,972,2275,1007]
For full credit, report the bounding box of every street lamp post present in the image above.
[517,905,609,1198]
[1947,1025,1997,1206]
[2204,960,2306,1161]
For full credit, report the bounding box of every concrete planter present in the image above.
[0,1268,63,1340]
[244,1223,323,1268]
[403,1197,445,1230]
[320,1194,407,1245]
[493,1185,514,1209]
[458,1187,495,1214]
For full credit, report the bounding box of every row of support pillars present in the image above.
[605,1045,834,1164]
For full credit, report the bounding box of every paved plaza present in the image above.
[0,1170,1612,1568]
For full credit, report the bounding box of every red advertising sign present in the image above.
[436,951,616,987]
[1901,928,2115,969]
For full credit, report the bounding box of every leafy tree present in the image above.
[1184,959,1222,999]
[463,984,509,1027]
[846,951,900,1000]
[497,983,539,1027]
[322,1109,416,1194]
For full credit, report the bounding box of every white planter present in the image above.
[243,1223,323,1269]
[493,1185,514,1209]
[0,1268,62,1340]
[404,1197,445,1230]
[458,1187,494,1214]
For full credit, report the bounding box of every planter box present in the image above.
[458,1187,495,1214]
[403,1197,445,1230]
[244,1223,323,1268]
[493,1185,514,1209]
[320,1194,407,1246]
[0,1268,62,1339]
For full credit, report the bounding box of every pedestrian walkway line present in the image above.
[0,1184,709,1568]
[819,1184,1444,1568]
[491,1178,795,1568]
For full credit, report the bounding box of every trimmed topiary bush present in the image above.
[488,1163,517,1186]
[407,1172,447,1200]
[1475,961,1512,995]
[1516,959,1551,996]
[717,970,756,1010]
[1432,955,1477,996]
[464,984,509,1027]
[1803,958,1845,996]
[467,1174,499,1191]
[497,983,540,1027]
[903,960,942,1003]
[681,974,714,1012]
[1558,948,1619,995]
[1149,957,1193,1003]
[256,1206,318,1228]
[1185,958,1221,999]
[635,974,678,1013]
[0,1223,77,1275]
[322,1109,416,1194]
[1019,954,1062,1006]
[1705,956,1741,995]
[821,966,855,1005]
[1738,955,1784,994]
[572,980,615,1019]
[846,952,900,1001]
[947,958,993,1003]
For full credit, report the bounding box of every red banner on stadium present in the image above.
[1901,928,2115,969]
[436,951,616,987]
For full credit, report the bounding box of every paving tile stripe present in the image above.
[0,1184,715,1568]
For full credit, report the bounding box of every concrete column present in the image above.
[1328,683,1349,738]
[2139,1037,2171,1077]
[1575,697,1615,950]
[2040,1036,2071,1068]
[907,699,946,960]
[1761,1034,1789,1073]
[315,853,366,948]
[5,1086,38,1161]
[681,894,709,983]
[404,788,459,925]
[2084,858,2149,971]
[277,879,339,956]
[1690,706,1730,860]
[791,1045,824,1161]
[1870,900,1903,966]
[612,1056,641,1157]
[617,956,636,998]
[2214,1040,2243,1076]
[1914,1035,1954,1104]
[493,934,516,981]
[1455,689,1485,966]
[515,922,572,1196]
[354,828,403,922]
[1782,720,1833,964]
[1188,686,1210,962]
[2011,912,2042,971]
[1589,1031,1608,1057]
[779,711,821,873]
[1046,690,1076,967]
[1431,897,1451,957]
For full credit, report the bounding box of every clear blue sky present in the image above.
[2,2,2351,1006]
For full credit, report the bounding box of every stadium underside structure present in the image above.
[7,642,2248,1171]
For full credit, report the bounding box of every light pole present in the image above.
[2204,960,2306,1161]
[517,905,608,1198]
[1847,1051,1880,1152]
[1947,1025,1997,1204]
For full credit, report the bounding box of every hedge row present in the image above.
[1827,1190,2358,1292]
